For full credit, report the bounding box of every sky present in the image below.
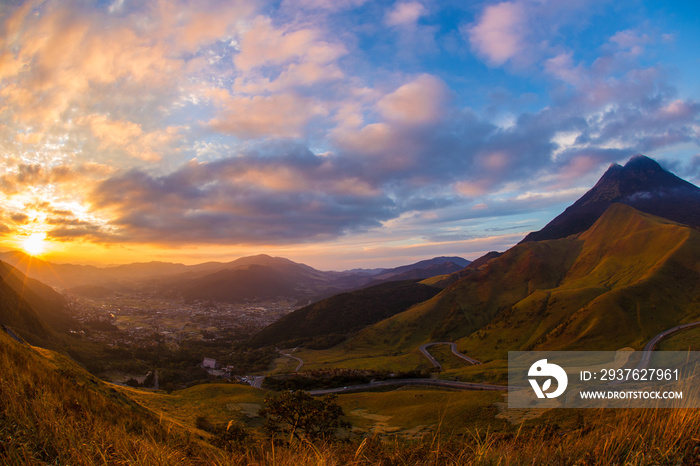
[0,0,699,270]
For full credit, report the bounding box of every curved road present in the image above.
[419,342,480,370]
[277,347,304,372]
[637,320,700,369]
[250,376,265,389]
[249,323,700,393]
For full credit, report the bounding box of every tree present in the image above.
[212,421,249,452]
[124,378,140,388]
[258,390,350,442]
[143,371,155,388]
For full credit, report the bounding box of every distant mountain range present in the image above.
[0,251,470,304]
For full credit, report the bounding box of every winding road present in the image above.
[419,342,480,369]
[637,320,700,369]
[278,347,304,372]
[247,322,700,394]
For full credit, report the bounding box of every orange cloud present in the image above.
[377,74,448,126]
[78,114,180,162]
[152,0,254,52]
[208,91,328,138]
[234,15,346,71]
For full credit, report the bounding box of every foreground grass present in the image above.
[0,330,229,465]
[2,329,700,465]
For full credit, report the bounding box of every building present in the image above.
[202,358,217,369]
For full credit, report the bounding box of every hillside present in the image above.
[521,155,700,242]
[421,251,502,288]
[249,280,442,349]
[3,324,699,465]
[371,257,470,282]
[0,261,76,348]
[372,260,468,282]
[181,264,304,303]
[0,327,226,464]
[346,204,700,360]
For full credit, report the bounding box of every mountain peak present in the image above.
[521,154,700,243]
[624,154,663,171]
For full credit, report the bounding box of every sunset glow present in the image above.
[0,1,698,269]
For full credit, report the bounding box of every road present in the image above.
[637,320,700,369]
[277,347,304,372]
[245,343,501,393]
[308,377,509,395]
[419,342,480,370]
[250,376,265,389]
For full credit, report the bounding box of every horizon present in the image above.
[1,1,699,270]
[0,245,476,272]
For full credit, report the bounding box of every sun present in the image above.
[20,232,49,257]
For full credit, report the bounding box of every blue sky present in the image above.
[0,0,698,269]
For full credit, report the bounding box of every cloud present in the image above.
[233,16,346,72]
[608,29,651,58]
[0,3,184,126]
[544,52,588,87]
[0,0,256,138]
[0,0,697,264]
[376,74,449,126]
[385,2,427,28]
[280,0,368,12]
[208,91,329,138]
[466,1,527,66]
[89,144,397,244]
[152,1,255,53]
[0,162,113,195]
[464,0,611,71]
[78,114,181,162]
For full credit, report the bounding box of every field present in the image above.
[4,327,700,465]
[126,383,267,430]
[294,344,432,372]
[128,381,507,439]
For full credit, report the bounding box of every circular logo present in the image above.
[528,359,568,398]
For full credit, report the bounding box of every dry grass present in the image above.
[2,329,700,465]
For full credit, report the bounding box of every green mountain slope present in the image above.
[347,204,700,360]
[249,280,442,349]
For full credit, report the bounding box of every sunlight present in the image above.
[20,232,49,257]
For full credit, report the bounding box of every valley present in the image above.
[68,291,295,350]
[2,155,700,464]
